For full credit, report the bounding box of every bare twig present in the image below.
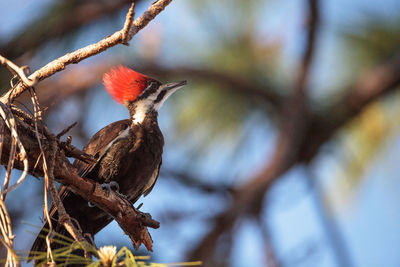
[29,88,86,261]
[0,200,18,267]
[0,58,32,200]
[121,3,136,44]
[0,0,176,258]
[56,122,77,138]
[0,0,173,256]
[0,0,140,59]
[0,0,174,103]
[294,0,320,95]
[60,139,96,164]
[0,102,29,197]
[0,91,160,253]
[0,122,3,168]
[0,59,31,267]
[28,88,55,263]
[0,54,37,87]
[46,137,88,255]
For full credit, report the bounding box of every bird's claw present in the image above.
[109,181,120,192]
[101,181,120,192]
[88,182,120,207]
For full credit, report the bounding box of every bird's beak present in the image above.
[163,80,187,92]
[154,80,187,111]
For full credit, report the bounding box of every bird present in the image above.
[29,65,186,264]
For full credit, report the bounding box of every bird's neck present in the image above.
[127,101,157,125]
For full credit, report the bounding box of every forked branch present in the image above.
[0,0,173,103]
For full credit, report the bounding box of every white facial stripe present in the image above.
[154,85,183,111]
[131,85,183,124]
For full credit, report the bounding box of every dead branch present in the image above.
[17,61,115,109]
[0,102,29,197]
[0,110,160,250]
[0,0,173,103]
[0,55,37,87]
[29,88,87,261]
[0,0,142,59]
[0,0,173,256]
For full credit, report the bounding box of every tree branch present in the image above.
[0,0,173,103]
[294,0,320,96]
[0,0,141,60]
[188,32,400,267]
[162,168,233,195]
[0,113,160,250]
[0,0,174,252]
[299,52,400,162]
[189,0,321,261]
[0,55,37,87]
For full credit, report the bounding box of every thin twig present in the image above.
[3,136,16,200]
[0,0,174,103]
[56,122,77,138]
[0,54,37,87]
[0,102,29,197]
[294,0,320,95]
[125,0,173,41]
[0,199,19,267]
[0,0,174,255]
[121,3,135,45]
[1,0,140,59]
[46,136,88,255]
[29,88,54,263]
[29,88,86,261]
[0,122,3,169]
[59,140,96,164]
[0,104,19,266]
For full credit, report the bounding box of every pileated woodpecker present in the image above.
[30,65,186,260]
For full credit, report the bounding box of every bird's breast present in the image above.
[97,124,164,200]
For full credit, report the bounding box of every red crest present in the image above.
[103,65,150,104]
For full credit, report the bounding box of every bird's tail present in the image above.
[28,219,87,266]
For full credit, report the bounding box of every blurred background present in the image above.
[1,0,400,266]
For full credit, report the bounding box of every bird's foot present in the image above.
[101,181,120,193]
[88,181,120,207]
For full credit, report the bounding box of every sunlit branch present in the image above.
[0,0,173,104]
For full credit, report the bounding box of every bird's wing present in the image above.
[143,159,162,197]
[50,120,132,214]
[73,119,131,178]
